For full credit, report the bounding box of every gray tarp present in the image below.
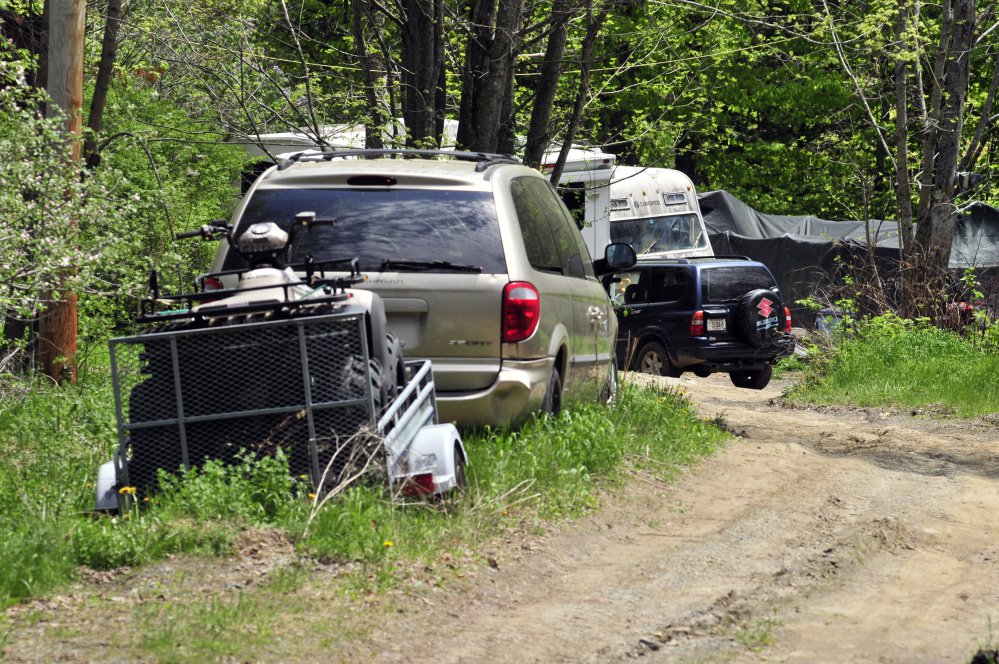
[698,190,999,325]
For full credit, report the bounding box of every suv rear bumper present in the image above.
[435,357,553,428]
[672,336,793,371]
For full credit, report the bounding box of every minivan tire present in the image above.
[541,366,563,417]
[599,356,619,407]
[729,364,773,390]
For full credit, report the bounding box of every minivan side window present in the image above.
[549,182,597,279]
[511,177,568,275]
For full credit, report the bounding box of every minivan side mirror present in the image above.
[604,242,637,270]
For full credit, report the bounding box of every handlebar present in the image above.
[176,221,230,241]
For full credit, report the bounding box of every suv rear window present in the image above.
[224,188,506,273]
[701,266,777,304]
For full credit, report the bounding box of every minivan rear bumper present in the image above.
[434,357,554,428]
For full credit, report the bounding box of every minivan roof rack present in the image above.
[276,148,521,172]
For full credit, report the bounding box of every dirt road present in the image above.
[377,373,999,662]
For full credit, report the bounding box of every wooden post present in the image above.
[40,0,85,384]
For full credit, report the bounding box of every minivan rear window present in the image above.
[224,188,506,273]
[701,266,778,304]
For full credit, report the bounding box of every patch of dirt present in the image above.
[368,373,999,663]
[3,373,998,662]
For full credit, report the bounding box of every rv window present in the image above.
[609,198,630,212]
[662,193,686,205]
[609,213,707,254]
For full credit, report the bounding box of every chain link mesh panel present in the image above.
[110,310,375,496]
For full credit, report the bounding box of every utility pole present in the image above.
[40,0,85,384]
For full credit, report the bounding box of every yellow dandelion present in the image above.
[118,486,136,495]
[383,540,394,548]
[308,493,317,500]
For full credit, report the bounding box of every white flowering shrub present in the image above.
[0,60,134,323]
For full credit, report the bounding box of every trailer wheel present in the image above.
[453,444,467,494]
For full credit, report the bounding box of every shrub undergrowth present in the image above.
[0,373,725,609]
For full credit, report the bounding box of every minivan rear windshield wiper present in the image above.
[380,259,483,273]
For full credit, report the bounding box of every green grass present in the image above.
[0,366,726,613]
[788,314,999,417]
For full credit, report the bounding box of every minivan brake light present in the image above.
[502,282,541,342]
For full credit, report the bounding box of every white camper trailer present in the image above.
[544,147,713,261]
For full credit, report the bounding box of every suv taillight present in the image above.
[785,306,792,333]
[502,282,541,343]
[690,310,705,336]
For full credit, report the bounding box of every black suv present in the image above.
[604,257,793,389]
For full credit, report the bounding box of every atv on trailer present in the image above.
[95,215,466,511]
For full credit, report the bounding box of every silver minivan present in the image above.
[209,150,635,427]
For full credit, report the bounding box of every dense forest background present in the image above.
[1,0,997,376]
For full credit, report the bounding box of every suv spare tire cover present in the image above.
[736,289,786,348]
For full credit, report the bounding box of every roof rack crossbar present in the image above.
[276,148,521,171]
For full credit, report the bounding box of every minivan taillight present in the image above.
[690,310,705,336]
[502,282,541,343]
[785,306,792,333]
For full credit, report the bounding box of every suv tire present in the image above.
[635,341,681,377]
[736,289,786,348]
[729,364,773,390]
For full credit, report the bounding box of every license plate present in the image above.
[707,318,726,332]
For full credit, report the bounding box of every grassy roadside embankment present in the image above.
[786,313,999,417]
[0,364,726,659]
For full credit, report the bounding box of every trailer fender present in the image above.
[95,460,120,512]
[410,423,466,494]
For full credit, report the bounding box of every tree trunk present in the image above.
[915,0,952,224]
[457,0,524,152]
[457,0,499,150]
[913,0,975,276]
[523,0,573,168]
[894,0,914,257]
[549,2,608,185]
[40,0,85,384]
[84,0,122,168]
[400,0,442,147]
[351,0,385,149]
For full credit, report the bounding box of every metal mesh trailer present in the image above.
[108,307,377,496]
